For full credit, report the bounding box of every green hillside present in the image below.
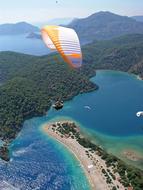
[82,34,143,78]
[0,52,96,141]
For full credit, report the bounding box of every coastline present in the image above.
[0,79,97,162]
[1,69,143,162]
[43,124,95,190]
[42,120,127,190]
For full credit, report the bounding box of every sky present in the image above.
[0,0,143,24]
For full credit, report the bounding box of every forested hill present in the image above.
[82,34,143,78]
[0,52,96,142]
[0,52,37,82]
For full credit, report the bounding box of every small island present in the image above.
[43,121,143,190]
[52,100,64,110]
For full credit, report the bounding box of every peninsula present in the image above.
[43,121,143,190]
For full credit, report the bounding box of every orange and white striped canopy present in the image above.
[41,25,82,68]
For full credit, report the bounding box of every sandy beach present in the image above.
[42,121,126,190]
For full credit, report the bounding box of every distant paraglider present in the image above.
[136,111,143,117]
[41,25,82,68]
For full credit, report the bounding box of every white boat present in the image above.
[136,111,143,117]
[84,106,91,110]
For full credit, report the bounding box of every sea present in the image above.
[0,35,49,55]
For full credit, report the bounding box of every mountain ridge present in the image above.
[68,11,143,43]
[0,22,39,35]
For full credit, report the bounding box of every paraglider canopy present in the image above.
[41,25,82,68]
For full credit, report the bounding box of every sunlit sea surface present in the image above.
[0,35,49,55]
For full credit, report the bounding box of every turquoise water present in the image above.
[0,70,143,189]
[0,118,90,190]
[43,70,143,169]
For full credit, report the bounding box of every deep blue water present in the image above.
[0,35,50,55]
[46,70,143,137]
[0,70,143,189]
[42,70,143,169]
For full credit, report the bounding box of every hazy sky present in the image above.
[0,0,143,24]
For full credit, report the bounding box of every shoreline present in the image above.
[43,125,104,190]
[137,75,143,81]
[43,124,95,190]
[42,120,127,190]
[1,69,142,162]
[44,127,94,189]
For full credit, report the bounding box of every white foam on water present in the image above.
[0,181,19,190]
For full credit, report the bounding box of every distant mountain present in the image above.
[36,18,74,27]
[82,34,143,78]
[68,11,143,44]
[0,22,39,35]
[132,16,143,22]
